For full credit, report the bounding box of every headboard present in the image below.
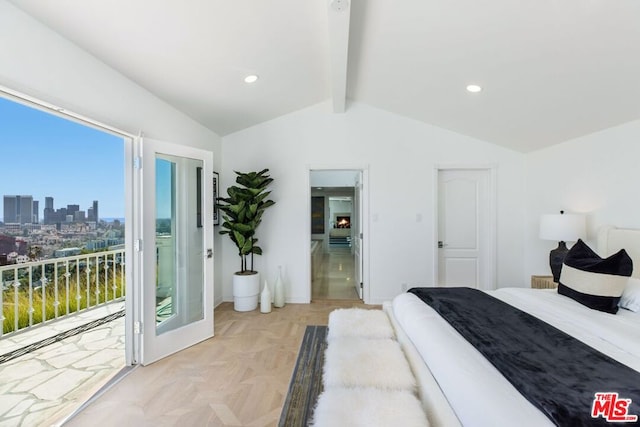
[597,226,640,279]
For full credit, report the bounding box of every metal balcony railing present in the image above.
[0,249,125,337]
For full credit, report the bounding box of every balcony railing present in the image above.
[1,249,125,337]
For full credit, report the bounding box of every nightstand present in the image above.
[531,275,557,289]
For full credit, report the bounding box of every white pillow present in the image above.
[620,277,640,312]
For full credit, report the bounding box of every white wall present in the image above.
[524,120,640,281]
[0,1,224,305]
[310,170,359,187]
[222,101,526,304]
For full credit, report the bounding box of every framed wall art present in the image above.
[311,196,325,234]
[213,171,219,226]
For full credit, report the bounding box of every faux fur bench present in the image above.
[311,308,429,427]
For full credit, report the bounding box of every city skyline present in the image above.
[0,96,125,221]
[2,194,103,224]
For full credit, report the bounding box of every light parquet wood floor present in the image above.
[65,300,377,427]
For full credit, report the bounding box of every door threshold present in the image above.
[54,365,138,426]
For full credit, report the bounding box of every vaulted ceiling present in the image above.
[10,0,640,152]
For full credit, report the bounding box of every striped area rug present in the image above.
[279,325,327,427]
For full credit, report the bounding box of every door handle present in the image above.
[206,249,213,258]
[438,241,445,248]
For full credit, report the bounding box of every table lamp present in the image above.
[539,210,586,282]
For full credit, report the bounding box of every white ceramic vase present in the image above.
[260,280,272,313]
[233,272,260,312]
[273,266,285,308]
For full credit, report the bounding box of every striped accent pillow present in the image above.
[558,239,633,314]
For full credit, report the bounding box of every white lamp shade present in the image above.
[539,214,586,242]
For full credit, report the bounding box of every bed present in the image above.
[384,226,640,427]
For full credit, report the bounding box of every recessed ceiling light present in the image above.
[466,84,482,93]
[244,74,259,84]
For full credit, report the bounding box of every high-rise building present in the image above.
[87,200,99,222]
[33,200,39,223]
[3,195,34,224]
[45,207,67,224]
[44,196,55,224]
[3,195,17,223]
[19,196,33,224]
[92,200,98,223]
[66,204,80,216]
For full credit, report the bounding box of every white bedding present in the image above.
[392,288,640,427]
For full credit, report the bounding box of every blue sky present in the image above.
[155,158,173,219]
[0,96,125,221]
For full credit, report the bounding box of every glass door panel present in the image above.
[155,155,204,335]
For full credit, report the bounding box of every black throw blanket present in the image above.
[409,287,640,426]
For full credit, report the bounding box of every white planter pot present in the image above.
[233,272,260,312]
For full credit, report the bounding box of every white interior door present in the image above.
[437,169,491,289]
[353,173,363,299]
[139,138,214,365]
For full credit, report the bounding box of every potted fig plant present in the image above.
[217,169,275,311]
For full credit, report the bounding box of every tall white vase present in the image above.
[273,266,285,308]
[260,280,272,313]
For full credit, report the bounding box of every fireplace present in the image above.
[335,215,351,228]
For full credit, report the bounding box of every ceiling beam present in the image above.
[327,0,351,113]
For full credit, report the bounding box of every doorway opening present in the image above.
[313,192,357,300]
[0,92,128,426]
[309,169,368,302]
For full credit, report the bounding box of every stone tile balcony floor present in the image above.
[0,302,126,427]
